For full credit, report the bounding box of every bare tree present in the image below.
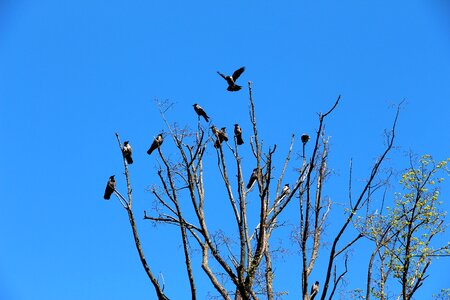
[104,82,449,299]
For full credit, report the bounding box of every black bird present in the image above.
[122,141,133,164]
[217,67,245,92]
[301,134,310,158]
[193,103,210,122]
[104,175,116,200]
[147,133,164,155]
[234,124,244,145]
[247,168,258,190]
[310,281,319,299]
[301,134,310,145]
[213,126,228,148]
[279,183,290,201]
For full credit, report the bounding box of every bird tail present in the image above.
[203,115,209,122]
[126,156,133,164]
[237,135,244,145]
[247,180,255,190]
[104,191,111,200]
[228,85,242,92]
[147,148,153,155]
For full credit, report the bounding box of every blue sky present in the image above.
[1,1,450,299]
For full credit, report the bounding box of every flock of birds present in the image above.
[103,66,311,207]
[103,66,247,200]
[102,67,319,296]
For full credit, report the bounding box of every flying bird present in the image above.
[213,126,228,148]
[104,175,116,200]
[279,183,290,201]
[234,124,244,145]
[147,133,164,155]
[122,141,133,164]
[193,103,210,122]
[247,168,258,190]
[310,281,319,298]
[217,66,245,92]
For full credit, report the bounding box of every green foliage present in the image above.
[357,155,450,300]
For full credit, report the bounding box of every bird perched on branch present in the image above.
[247,168,258,190]
[122,141,133,164]
[301,134,310,158]
[279,183,290,201]
[310,281,319,299]
[217,67,245,92]
[103,175,116,200]
[234,124,244,145]
[193,103,210,122]
[301,134,310,145]
[212,126,228,148]
[147,133,164,155]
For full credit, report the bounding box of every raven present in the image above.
[217,67,245,92]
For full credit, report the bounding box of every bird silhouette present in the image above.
[301,134,310,158]
[103,175,116,200]
[247,168,258,190]
[217,67,245,92]
[310,281,319,299]
[234,124,244,145]
[193,103,210,122]
[122,141,133,164]
[147,133,164,155]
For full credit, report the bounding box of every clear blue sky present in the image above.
[1,1,449,299]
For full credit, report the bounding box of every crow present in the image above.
[301,134,310,145]
[247,168,258,190]
[310,281,319,299]
[213,126,228,148]
[122,141,133,164]
[104,175,116,200]
[217,67,245,92]
[301,134,310,158]
[234,123,244,145]
[193,103,210,122]
[279,183,290,201]
[147,133,164,155]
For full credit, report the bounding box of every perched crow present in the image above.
[310,281,319,298]
[213,126,228,148]
[122,141,133,164]
[279,183,290,200]
[247,168,258,190]
[301,134,310,158]
[217,67,245,92]
[193,103,210,122]
[301,134,310,145]
[104,175,116,200]
[147,133,164,155]
[234,123,244,145]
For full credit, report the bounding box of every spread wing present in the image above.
[232,67,245,80]
[217,71,227,80]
